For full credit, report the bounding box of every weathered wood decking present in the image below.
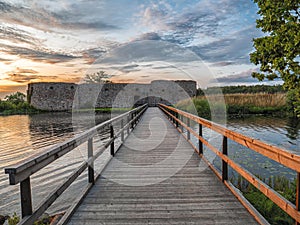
[67,108,258,225]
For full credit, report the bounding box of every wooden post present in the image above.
[199,124,203,155]
[88,138,94,184]
[121,119,124,142]
[296,172,300,225]
[20,177,33,217]
[172,111,175,124]
[127,115,130,134]
[180,115,183,132]
[110,125,114,156]
[222,136,228,182]
[187,118,190,140]
[131,113,134,129]
[175,112,179,128]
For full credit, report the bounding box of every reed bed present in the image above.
[176,93,288,118]
[207,93,287,107]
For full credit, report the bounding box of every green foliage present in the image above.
[176,98,211,119]
[250,0,300,116]
[4,92,26,104]
[0,92,39,115]
[234,175,297,225]
[197,85,285,96]
[84,71,112,84]
[287,89,300,115]
[7,213,20,225]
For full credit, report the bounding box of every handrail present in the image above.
[4,104,148,225]
[158,104,300,225]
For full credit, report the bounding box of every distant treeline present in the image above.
[197,85,285,96]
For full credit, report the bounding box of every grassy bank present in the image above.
[176,93,289,118]
[0,101,40,115]
[233,175,296,225]
[0,92,41,115]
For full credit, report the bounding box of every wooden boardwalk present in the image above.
[67,108,258,225]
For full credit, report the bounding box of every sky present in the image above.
[0,0,282,99]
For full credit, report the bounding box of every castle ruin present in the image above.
[27,80,197,111]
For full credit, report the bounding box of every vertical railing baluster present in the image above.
[199,124,203,155]
[88,138,94,184]
[131,112,134,129]
[222,136,228,182]
[127,115,130,135]
[20,177,33,218]
[187,118,190,140]
[172,111,175,124]
[121,119,124,142]
[110,125,114,156]
[175,111,179,128]
[296,172,300,225]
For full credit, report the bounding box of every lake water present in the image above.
[0,112,299,217]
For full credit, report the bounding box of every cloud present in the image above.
[0,1,121,33]
[0,25,39,45]
[100,40,201,65]
[189,26,263,64]
[5,67,57,83]
[213,68,269,84]
[210,61,235,67]
[0,43,79,64]
[135,32,161,41]
[0,57,13,64]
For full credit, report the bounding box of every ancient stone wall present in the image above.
[28,80,196,111]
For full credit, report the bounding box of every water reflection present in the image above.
[227,116,299,152]
[285,117,300,140]
[0,112,111,216]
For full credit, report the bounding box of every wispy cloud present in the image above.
[0,43,79,64]
[5,67,57,83]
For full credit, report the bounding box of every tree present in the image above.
[250,0,300,115]
[84,71,112,84]
[4,92,26,104]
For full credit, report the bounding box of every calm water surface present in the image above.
[0,113,299,217]
[0,112,113,216]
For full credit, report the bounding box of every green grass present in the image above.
[232,175,296,225]
[0,101,40,115]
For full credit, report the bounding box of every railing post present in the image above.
[187,118,190,140]
[180,115,183,132]
[20,177,33,218]
[199,124,203,155]
[296,172,300,225]
[110,125,114,156]
[121,119,124,142]
[131,113,134,129]
[172,111,175,124]
[222,136,228,182]
[175,111,179,128]
[127,115,130,134]
[88,138,94,184]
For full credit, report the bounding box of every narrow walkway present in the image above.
[68,108,258,224]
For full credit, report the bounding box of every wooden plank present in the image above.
[67,108,258,225]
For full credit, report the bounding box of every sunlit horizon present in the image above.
[0,0,283,99]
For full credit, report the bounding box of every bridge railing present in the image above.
[158,103,300,225]
[4,104,148,225]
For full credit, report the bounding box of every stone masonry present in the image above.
[27,80,197,111]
